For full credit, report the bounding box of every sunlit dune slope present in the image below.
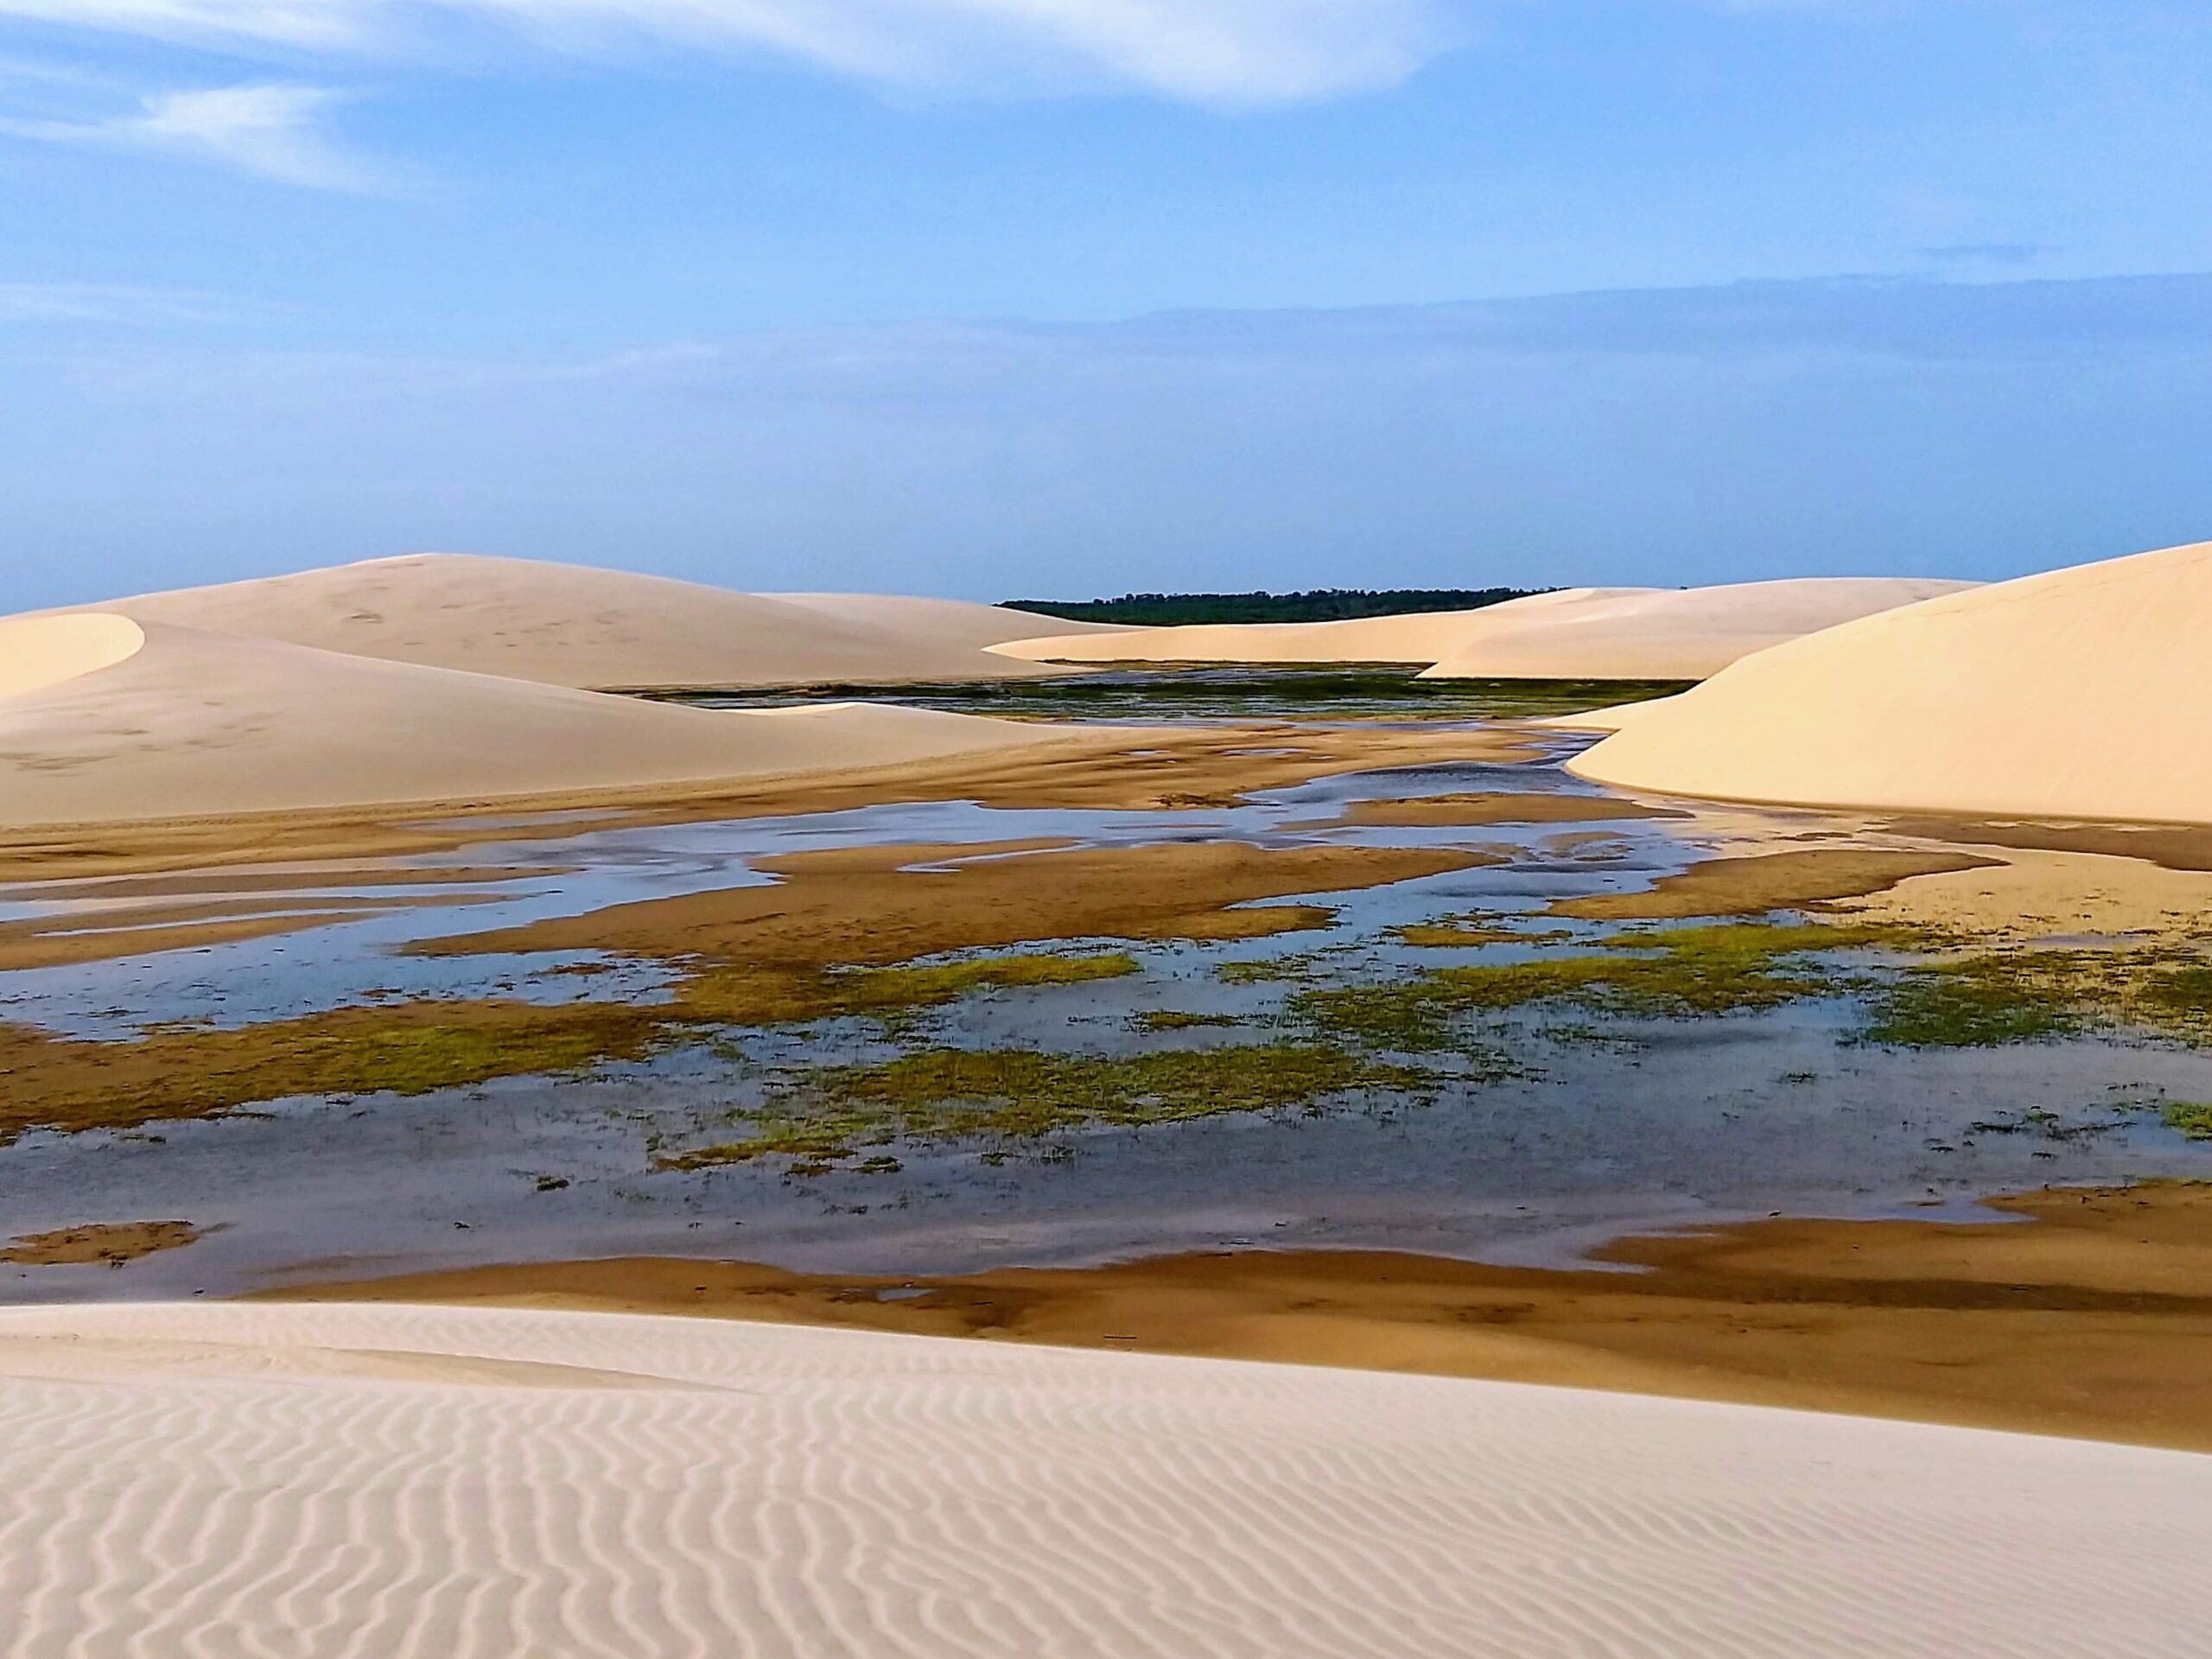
[0,611,1053,828]
[1572,540,2212,823]
[38,554,1097,690]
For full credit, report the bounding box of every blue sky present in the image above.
[4,2,2211,607]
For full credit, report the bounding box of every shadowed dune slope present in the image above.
[0,612,1055,828]
[1572,540,2212,823]
[37,554,1100,690]
[992,579,1971,678]
[0,1302,2206,1659]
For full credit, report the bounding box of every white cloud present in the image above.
[0,279,263,322]
[0,0,1460,104]
[0,81,385,188]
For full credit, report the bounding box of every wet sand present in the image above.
[0,721,1538,882]
[276,1182,2212,1452]
[1551,846,2005,919]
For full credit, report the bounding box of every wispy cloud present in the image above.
[0,0,1460,104]
[0,81,386,189]
[0,279,269,323]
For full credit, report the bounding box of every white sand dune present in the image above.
[991,579,1971,679]
[0,1302,2202,1659]
[1417,577,1975,680]
[0,612,1055,829]
[46,554,1097,690]
[1571,540,2212,823]
[989,599,1593,667]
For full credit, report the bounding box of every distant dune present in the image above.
[1572,541,2212,823]
[43,554,1108,690]
[0,1302,2203,1658]
[0,611,1055,828]
[993,578,1972,678]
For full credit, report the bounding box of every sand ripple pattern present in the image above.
[0,1302,2205,1658]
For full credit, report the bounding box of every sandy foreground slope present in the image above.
[990,578,1970,677]
[0,1303,2203,1659]
[1572,540,2212,823]
[0,612,1057,828]
[39,554,1106,690]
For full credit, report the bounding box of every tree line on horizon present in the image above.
[1003,587,1546,626]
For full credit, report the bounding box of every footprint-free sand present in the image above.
[1573,540,2212,823]
[38,552,1105,689]
[0,1300,2204,1659]
[0,609,1059,829]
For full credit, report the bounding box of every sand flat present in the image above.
[1572,540,2212,823]
[0,1300,2205,1658]
[991,578,1970,678]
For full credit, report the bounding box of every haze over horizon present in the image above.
[5,2,2211,608]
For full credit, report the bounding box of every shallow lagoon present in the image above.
[3,680,2209,1300]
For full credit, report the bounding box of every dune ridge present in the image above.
[0,1301,2204,1658]
[0,611,1057,829]
[1572,539,2212,823]
[991,578,1971,678]
[41,554,1105,690]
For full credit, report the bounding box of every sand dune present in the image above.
[0,1302,2202,1658]
[988,596,1618,666]
[47,554,1097,690]
[0,612,1055,828]
[991,579,1971,678]
[1571,540,2212,823]
[1418,577,1974,680]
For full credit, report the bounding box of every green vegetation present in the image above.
[1129,1010,1243,1032]
[1856,948,2212,1049]
[1393,921,1568,949]
[1000,587,1542,626]
[1294,921,1922,1051]
[1857,957,2083,1048]
[674,950,1136,1028]
[1217,954,1329,985]
[2163,1103,2212,1141]
[657,1043,1436,1172]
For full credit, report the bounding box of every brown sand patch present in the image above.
[413,839,1497,972]
[1306,792,1689,830]
[1886,817,2212,874]
[0,724,1536,884]
[0,891,496,972]
[2,1221,198,1267]
[1551,848,2003,921]
[276,1183,2212,1452]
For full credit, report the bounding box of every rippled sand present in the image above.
[1,1301,2205,1657]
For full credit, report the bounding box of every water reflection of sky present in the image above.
[0,752,1724,1039]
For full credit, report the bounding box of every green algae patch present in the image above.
[658,1043,1436,1171]
[1129,1010,1243,1032]
[0,1001,672,1141]
[673,950,1138,1027]
[1216,955,1329,985]
[1855,948,2212,1049]
[2163,1103,2212,1141]
[1856,957,2085,1048]
[1393,921,1567,949]
[1293,919,1931,1051]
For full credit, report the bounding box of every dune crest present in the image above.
[1571,540,2212,824]
[0,1301,2204,1659]
[47,553,1100,690]
[0,614,1056,829]
[992,578,1972,678]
